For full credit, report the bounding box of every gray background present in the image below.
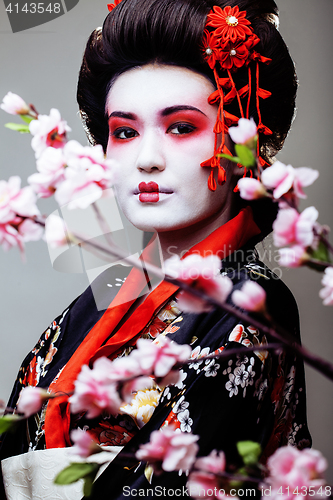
[1,0,333,482]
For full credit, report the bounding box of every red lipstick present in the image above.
[138,181,159,202]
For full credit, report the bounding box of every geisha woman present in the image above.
[0,0,312,498]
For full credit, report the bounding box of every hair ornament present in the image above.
[107,0,122,12]
[201,5,273,191]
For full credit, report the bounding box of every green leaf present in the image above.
[83,474,95,497]
[219,153,241,164]
[237,441,261,466]
[310,240,331,264]
[5,122,30,133]
[234,144,256,168]
[0,415,21,435]
[54,462,100,486]
[20,114,34,124]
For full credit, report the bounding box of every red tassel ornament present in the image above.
[201,5,272,190]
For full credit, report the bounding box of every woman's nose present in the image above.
[135,130,165,173]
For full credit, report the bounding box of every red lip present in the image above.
[139,182,159,193]
[139,192,159,202]
[138,182,160,202]
[135,182,173,202]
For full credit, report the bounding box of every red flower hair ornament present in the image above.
[207,5,252,43]
[107,0,122,12]
[201,5,273,191]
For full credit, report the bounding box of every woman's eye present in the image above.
[113,128,138,140]
[167,123,196,135]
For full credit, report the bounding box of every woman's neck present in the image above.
[158,204,233,262]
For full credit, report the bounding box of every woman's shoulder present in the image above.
[222,248,299,335]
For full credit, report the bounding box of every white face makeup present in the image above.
[106,64,235,234]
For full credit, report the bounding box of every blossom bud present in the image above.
[278,245,309,267]
[17,386,49,417]
[232,280,267,314]
[228,118,258,148]
[70,429,102,458]
[319,266,333,306]
[1,92,30,115]
[44,214,69,248]
[237,177,267,200]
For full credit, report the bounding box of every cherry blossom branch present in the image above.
[308,258,332,271]
[317,229,333,256]
[175,343,284,368]
[172,281,333,379]
[17,213,333,380]
[44,214,333,381]
[2,97,331,498]
[70,237,333,380]
[71,215,333,378]
[2,105,331,382]
[193,467,263,485]
[28,104,39,119]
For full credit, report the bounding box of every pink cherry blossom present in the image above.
[228,118,257,145]
[18,218,44,243]
[0,176,40,223]
[194,449,226,475]
[136,427,199,473]
[1,92,30,115]
[273,207,318,248]
[44,214,70,248]
[0,219,42,254]
[119,376,155,403]
[232,280,266,313]
[69,357,122,419]
[0,177,42,253]
[164,254,233,313]
[54,140,115,209]
[187,470,231,500]
[29,108,71,158]
[261,161,319,200]
[130,337,191,380]
[10,186,40,219]
[70,429,102,458]
[17,386,49,417]
[319,267,333,305]
[237,178,267,200]
[265,446,327,500]
[278,245,310,268]
[28,147,67,198]
[105,355,154,402]
[165,254,221,281]
[0,224,23,252]
[107,355,142,382]
[187,450,230,500]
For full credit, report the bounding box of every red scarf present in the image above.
[45,207,260,448]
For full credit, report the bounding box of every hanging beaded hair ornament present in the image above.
[201,5,273,191]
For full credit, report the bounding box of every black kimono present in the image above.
[0,248,311,499]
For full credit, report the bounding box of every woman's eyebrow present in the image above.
[161,105,207,117]
[108,111,137,120]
